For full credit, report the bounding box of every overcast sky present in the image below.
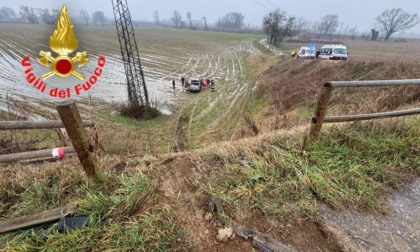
[2,0,420,34]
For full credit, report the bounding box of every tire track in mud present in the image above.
[188,99,199,140]
[207,83,248,129]
[155,51,218,83]
[204,42,249,128]
[188,40,254,129]
[0,25,260,129]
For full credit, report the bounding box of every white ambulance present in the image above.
[318,44,348,61]
[297,47,316,59]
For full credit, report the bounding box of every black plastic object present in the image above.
[57,215,89,233]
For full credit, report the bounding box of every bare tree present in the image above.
[186,11,192,27]
[348,27,358,40]
[0,7,17,22]
[19,5,38,24]
[79,9,90,25]
[314,14,339,40]
[291,17,310,36]
[360,30,370,40]
[376,8,419,41]
[92,11,106,25]
[263,9,294,47]
[171,10,182,27]
[343,25,349,35]
[219,12,244,29]
[203,16,209,30]
[52,9,59,22]
[302,19,313,33]
[337,21,344,37]
[153,10,159,25]
[37,8,58,25]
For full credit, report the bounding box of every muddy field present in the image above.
[0,24,262,114]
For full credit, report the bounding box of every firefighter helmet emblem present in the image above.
[38,5,89,80]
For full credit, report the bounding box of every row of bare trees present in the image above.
[77,10,107,25]
[0,7,17,22]
[263,8,418,47]
[151,8,416,45]
[159,10,211,30]
[2,5,418,43]
[0,5,108,26]
[3,6,59,24]
[153,10,244,31]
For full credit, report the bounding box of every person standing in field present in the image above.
[181,77,185,85]
[172,79,175,89]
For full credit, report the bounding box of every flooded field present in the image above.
[0,24,262,114]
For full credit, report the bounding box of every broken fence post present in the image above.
[0,205,76,234]
[305,85,333,148]
[0,146,75,164]
[56,100,104,183]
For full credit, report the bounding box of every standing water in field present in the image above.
[0,24,259,116]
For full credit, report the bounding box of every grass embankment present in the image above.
[1,118,418,251]
[220,55,420,216]
[205,119,420,217]
[253,58,420,132]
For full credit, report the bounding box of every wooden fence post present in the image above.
[305,86,333,149]
[56,100,104,183]
[0,205,76,234]
[0,146,75,164]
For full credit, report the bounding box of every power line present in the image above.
[263,0,280,8]
[250,0,271,11]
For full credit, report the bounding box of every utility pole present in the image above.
[111,0,149,109]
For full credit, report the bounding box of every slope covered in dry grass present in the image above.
[252,58,420,133]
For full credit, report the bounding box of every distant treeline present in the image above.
[1,6,418,43]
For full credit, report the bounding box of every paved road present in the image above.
[320,179,420,251]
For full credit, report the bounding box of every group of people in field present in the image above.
[172,77,215,91]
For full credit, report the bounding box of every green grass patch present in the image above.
[113,114,141,125]
[249,98,267,114]
[206,120,420,216]
[0,169,180,251]
[295,106,314,118]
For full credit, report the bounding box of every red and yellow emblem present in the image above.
[38,5,89,80]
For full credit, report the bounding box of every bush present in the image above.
[118,104,161,120]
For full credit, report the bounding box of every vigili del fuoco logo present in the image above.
[21,5,106,98]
